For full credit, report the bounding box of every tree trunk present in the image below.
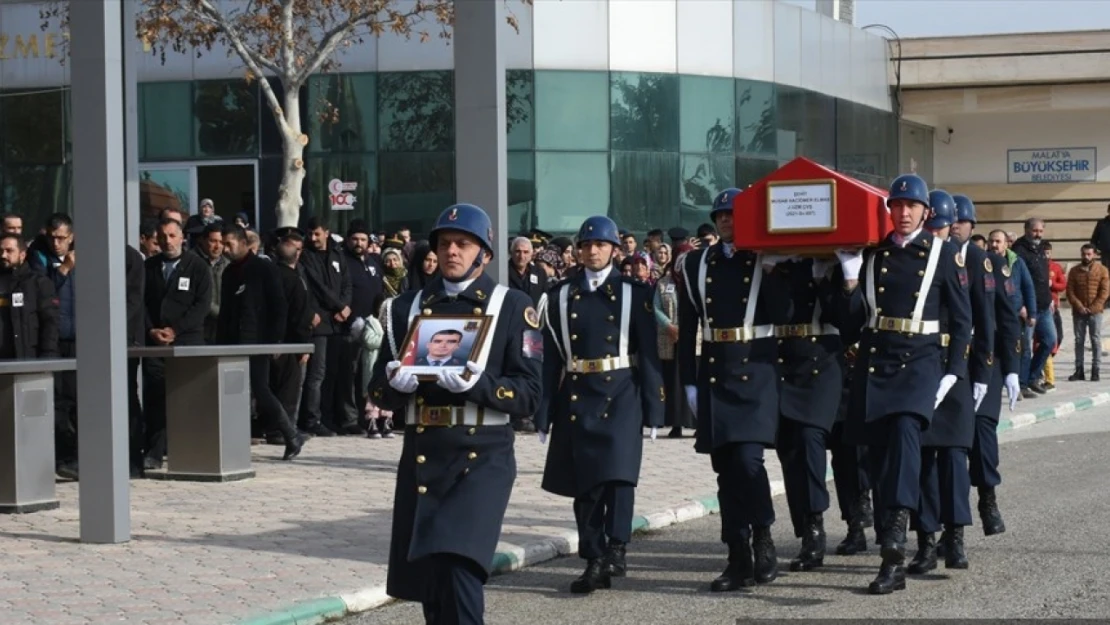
[276,87,306,228]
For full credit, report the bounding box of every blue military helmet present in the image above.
[711,188,742,220]
[952,194,977,224]
[926,189,957,229]
[429,203,495,257]
[576,215,621,246]
[887,174,931,208]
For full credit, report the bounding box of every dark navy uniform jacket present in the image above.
[535,269,664,498]
[774,258,845,433]
[676,244,791,453]
[368,272,542,602]
[925,241,996,448]
[977,251,1022,421]
[838,231,972,441]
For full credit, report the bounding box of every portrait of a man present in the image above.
[416,329,467,367]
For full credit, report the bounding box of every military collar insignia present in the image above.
[984,257,993,273]
[524,306,541,328]
[955,252,965,268]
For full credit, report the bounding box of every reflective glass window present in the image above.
[1,90,67,165]
[802,91,836,167]
[377,71,454,152]
[508,151,536,236]
[681,154,735,211]
[139,82,193,160]
[736,157,779,188]
[611,151,680,231]
[194,80,259,158]
[610,72,679,152]
[534,152,609,232]
[736,79,777,157]
[507,70,534,151]
[679,76,735,154]
[378,152,455,234]
[307,73,377,154]
[775,85,807,162]
[0,164,72,225]
[305,154,377,233]
[534,71,609,151]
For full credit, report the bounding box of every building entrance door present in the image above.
[139,160,258,226]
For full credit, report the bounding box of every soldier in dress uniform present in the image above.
[906,190,995,574]
[535,215,665,594]
[369,203,543,625]
[771,255,846,572]
[676,188,791,591]
[951,194,1021,539]
[835,174,972,595]
[829,343,874,555]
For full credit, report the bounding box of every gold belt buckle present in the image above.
[714,329,735,342]
[584,359,602,373]
[420,406,455,427]
[781,324,807,338]
[881,317,899,331]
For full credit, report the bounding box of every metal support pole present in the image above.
[71,0,131,543]
[123,0,140,244]
[454,0,508,284]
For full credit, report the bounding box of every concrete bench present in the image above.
[129,344,313,482]
[0,359,77,513]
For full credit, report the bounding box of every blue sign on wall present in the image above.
[1007,147,1097,184]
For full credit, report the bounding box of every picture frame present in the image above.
[397,314,494,381]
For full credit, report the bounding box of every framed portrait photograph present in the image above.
[398,314,494,380]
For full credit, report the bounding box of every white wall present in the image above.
[934,110,1110,185]
[0,0,892,110]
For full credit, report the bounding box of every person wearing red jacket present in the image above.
[1042,242,1067,388]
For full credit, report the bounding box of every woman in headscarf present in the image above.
[654,241,698,437]
[651,243,672,283]
[381,247,408,298]
[408,240,439,291]
[550,236,577,279]
[534,247,563,289]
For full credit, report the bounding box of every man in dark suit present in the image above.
[217,224,303,460]
[414,329,466,367]
[142,217,212,470]
[270,227,313,441]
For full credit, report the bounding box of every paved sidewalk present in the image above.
[0,318,1104,625]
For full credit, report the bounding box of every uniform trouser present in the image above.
[249,356,298,444]
[829,423,869,522]
[54,339,78,465]
[300,335,330,429]
[332,337,362,430]
[777,418,830,537]
[915,447,972,533]
[142,357,168,461]
[271,353,306,433]
[867,414,922,514]
[711,442,775,545]
[574,481,635,560]
[969,415,1002,488]
[420,553,486,625]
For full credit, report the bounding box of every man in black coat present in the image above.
[125,244,146,477]
[1089,203,1110,274]
[142,217,213,470]
[269,227,314,441]
[1010,218,1055,393]
[508,236,546,306]
[0,233,59,359]
[217,224,303,460]
[336,221,384,434]
[298,217,352,436]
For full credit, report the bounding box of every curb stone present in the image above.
[232,390,1108,625]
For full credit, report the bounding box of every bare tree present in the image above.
[41,0,526,227]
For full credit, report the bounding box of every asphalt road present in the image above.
[353,408,1110,623]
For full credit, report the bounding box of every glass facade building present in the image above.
[0,0,902,236]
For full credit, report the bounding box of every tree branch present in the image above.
[189,0,282,76]
[295,9,376,84]
[281,0,296,78]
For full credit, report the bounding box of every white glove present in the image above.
[836,249,864,281]
[538,431,548,444]
[436,361,482,394]
[812,259,834,280]
[1005,373,1020,411]
[934,374,958,409]
[650,427,658,441]
[684,385,698,416]
[972,382,989,411]
[386,361,418,394]
[760,254,796,269]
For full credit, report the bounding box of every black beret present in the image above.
[667,227,689,241]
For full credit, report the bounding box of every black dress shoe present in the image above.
[710,541,755,591]
[1092,368,1101,382]
[569,559,611,594]
[978,486,1006,536]
[602,541,627,577]
[307,423,337,437]
[283,434,305,461]
[339,424,364,436]
[667,428,683,438]
[943,525,969,569]
[143,456,163,471]
[789,514,826,572]
[1029,380,1048,394]
[752,526,778,583]
[835,524,868,555]
[56,461,80,481]
[1069,370,1085,381]
[868,563,906,594]
[906,531,937,574]
[265,432,286,446]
